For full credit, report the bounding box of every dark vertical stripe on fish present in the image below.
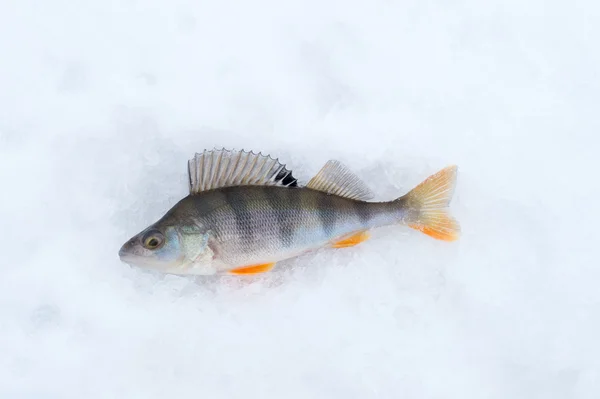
[264,187,291,248]
[281,187,302,247]
[222,188,254,252]
[354,201,372,228]
[317,192,336,236]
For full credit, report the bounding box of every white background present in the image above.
[1,0,598,398]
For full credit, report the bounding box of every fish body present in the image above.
[119,149,460,275]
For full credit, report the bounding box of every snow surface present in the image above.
[1,0,599,398]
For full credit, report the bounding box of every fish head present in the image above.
[118,222,215,274]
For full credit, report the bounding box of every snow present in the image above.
[1,0,599,398]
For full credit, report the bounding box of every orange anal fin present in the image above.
[228,263,276,275]
[331,231,371,248]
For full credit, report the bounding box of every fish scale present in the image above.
[201,186,382,267]
[118,149,460,276]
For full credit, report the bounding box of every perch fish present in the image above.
[118,149,460,275]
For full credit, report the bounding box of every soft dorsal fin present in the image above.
[187,149,298,194]
[306,160,374,201]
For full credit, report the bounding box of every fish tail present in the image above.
[395,165,460,241]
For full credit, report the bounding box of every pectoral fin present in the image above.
[228,263,276,275]
[331,231,371,248]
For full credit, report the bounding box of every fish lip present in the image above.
[118,253,136,265]
[118,243,138,265]
[117,245,166,269]
[119,237,140,259]
[118,242,131,259]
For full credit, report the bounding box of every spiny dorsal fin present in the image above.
[188,149,298,194]
[306,160,374,201]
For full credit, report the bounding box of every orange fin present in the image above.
[331,230,371,248]
[228,263,276,275]
[401,165,460,241]
[408,212,459,241]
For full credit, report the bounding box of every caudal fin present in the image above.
[397,165,460,241]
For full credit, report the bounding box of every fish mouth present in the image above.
[118,252,138,266]
[118,252,157,269]
[118,245,170,270]
[118,243,131,259]
[118,238,144,263]
[118,243,142,266]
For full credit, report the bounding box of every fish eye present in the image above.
[142,231,165,250]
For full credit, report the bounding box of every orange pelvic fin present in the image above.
[228,263,276,275]
[331,230,371,248]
